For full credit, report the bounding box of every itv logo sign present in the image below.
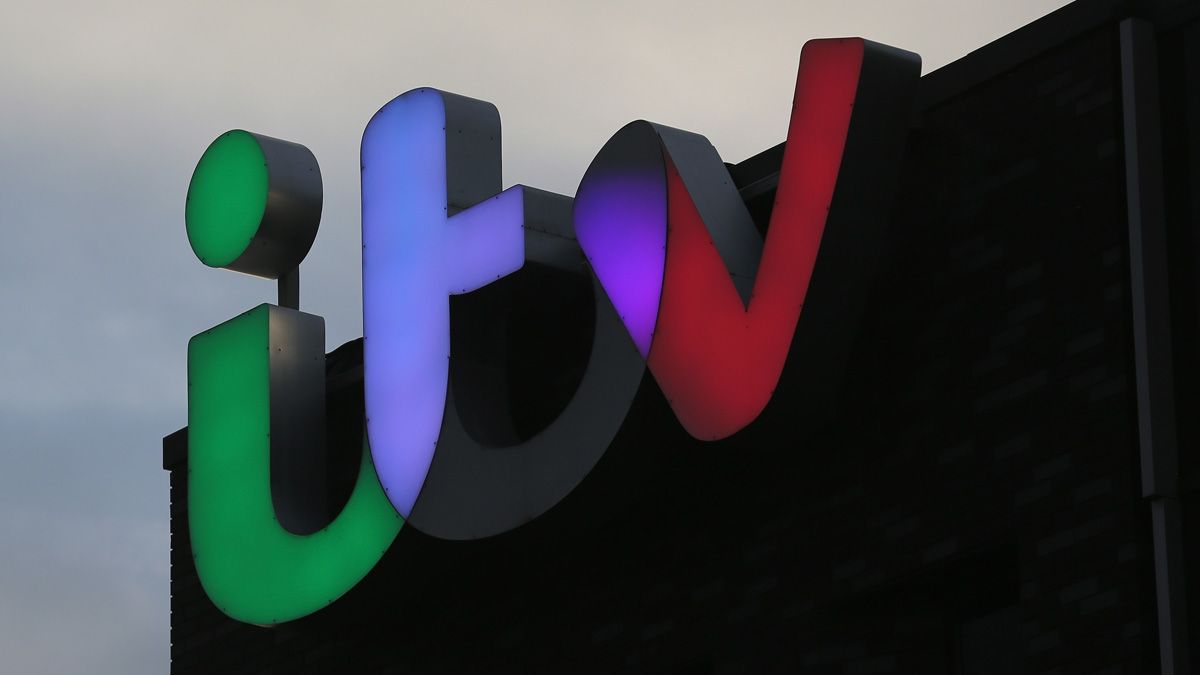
[181,38,919,625]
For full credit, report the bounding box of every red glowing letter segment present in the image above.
[577,38,918,440]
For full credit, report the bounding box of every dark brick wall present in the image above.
[169,5,1195,673]
[1158,12,1200,658]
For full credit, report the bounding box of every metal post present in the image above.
[278,266,299,310]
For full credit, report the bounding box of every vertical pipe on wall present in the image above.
[1120,17,1192,675]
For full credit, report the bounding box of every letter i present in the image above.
[184,130,399,625]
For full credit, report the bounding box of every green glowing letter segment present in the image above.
[186,130,322,279]
[187,304,401,625]
[185,130,269,268]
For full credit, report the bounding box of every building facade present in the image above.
[164,0,1199,671]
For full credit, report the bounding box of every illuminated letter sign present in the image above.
[185,131,402,624]
[576,38,910,439]
[360,89,527,519]
[361,89,647,538]
[180,38,920,625]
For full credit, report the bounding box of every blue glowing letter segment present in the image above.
[362,88,526,517]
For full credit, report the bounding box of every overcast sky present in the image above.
[0,1,1071,672]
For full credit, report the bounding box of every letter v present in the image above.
[575,38,920,440]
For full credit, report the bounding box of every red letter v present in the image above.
[577,38,920,440]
